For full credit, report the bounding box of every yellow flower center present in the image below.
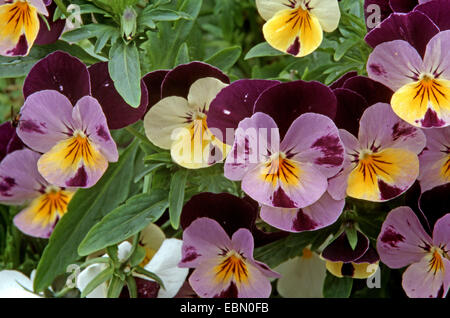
[261,152,301,187]
[428,247,446,275]
[214,251,249,284]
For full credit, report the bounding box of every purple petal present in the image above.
[253,80,337,139]
[17,90,75,153]
[377,206,432,268]
[179,217,232,268]
[402,256,450,298]
[142,70,168,114]
[322,231,369,263]
[72,96,118,162]
[0,149,46,204]
[365,11,439,58]
[341,75,394,106]
[89,62,149,129]
[423,30,450,81]
[23,51,91,105]
[367,40,423,91]
[260,192,345,232]
[432,213,450,248]
[415,0,450,30]
[224,112,279,181]
[281,113,344,178]
[333,88,368,137]
[358,103,426,153]
[34,2,65,46]
[161,61,229,99]
[207,79,280,145]
[0,122,24,161]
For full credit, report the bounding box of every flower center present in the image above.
[214,251,249,284]
[428,247,445,275]
[33,187,73,224]
[261,152,301,187]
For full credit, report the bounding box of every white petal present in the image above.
[76,263,108,298]
[309,0,341,32]
[275,252,326,298]
[0,270,40,298]
[255,0,288,21]
[143,239,189,298]
[117,241,133,262]
[187,77,228,113]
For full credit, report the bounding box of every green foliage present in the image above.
[169,169,189,229]
[323,272,354,298]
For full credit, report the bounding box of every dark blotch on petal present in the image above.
[392,121,416,141]
[96,125,110,141]
[0,176,16,196]
[380,226,405,248]
[6,35,28,56]
[368,63,387,76]
[312,134,344,167]
[19,120,46,134]
[272,187,296,208]
[421,108,446,128]
[292,209,318,231]
[378,179,403,200]
[287,37,301,56]
[66,166,88,187]
[182,245,201,263]
[341,263,355,277]
[214,282,238,298]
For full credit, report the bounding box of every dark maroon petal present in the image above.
[23,51,91,105]
[329,71,358,89]
[364,0,393,30]
[0,122,24,162]
[142,70,168,114]
[161,61,230,98]
[389,0,418,12]
[214,282,238,298]
[120,277,160,298]
[419,183,450,231]
[333,88,368,136]
[342,76,393,106]
[364,11,439,58]
[180,192,286,248]
[6,35,28,56]
[34,2,65,46]
[89,62,149,129]
[253,80,337,139]
[353,245,380,264]
[207,79,280,144]
[321,231,369,263]
[415,0,450,31]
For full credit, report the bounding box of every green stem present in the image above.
[54,0,71,18]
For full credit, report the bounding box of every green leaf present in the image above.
[205,46,242,71]
[322,272,353,298]
[134,163,166,183]
[129,245,146,268]
[33,142,139,292]
[169,169,189,229]
[139,8,191,28]
[134,266,165,289]
[144,152,172,163]
[125,276,137,298]
[175,42,190,65]
[107,275,124,298]
[108,41,141,108]
[78,190,169,256]
[345,226,358,251]
[244,42,285,60]
[333,38,358,61]
[80,266,113,298]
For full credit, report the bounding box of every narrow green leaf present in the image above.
[134,267,165,289]
[80,266,113,298]
[33,142,138,292]
[78,190,168,256]
[175,43,190,66]
[107,276,124,298]
[106,245,120,265]
[108,41,141,108]
[205,46,242,71]
[346,226,358,251]
[334,38,358,61]
[125,276,137,298]
[169,169,188,229]
[129,245,146,268]
[244,42,285,60]
[134,163,166,183]
[323,272,353,298]
[144,152,172,163]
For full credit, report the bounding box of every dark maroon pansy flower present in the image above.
[207,79,280,145]
[364,0,419,31]
[34,2,65,46]
[142,69,169,114]
[180,192,287,248]
[22,50,149,129]
[419,183,450,232]
[0,122,24,162]
[322,230,370,263]
[88,62,149,129]
[414,0,450,31]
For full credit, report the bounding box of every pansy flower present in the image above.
[322,231,380,279]
[256,0,341,57]
[418,127,450,192]
[0,270,40,298]
[17,90,118,188]
[0,0,48,56]
[179,217,280,298]
[143,62,231,169]
[77,224,189,298]
[0,149,75,238]
[23,51,150,129]
[328,103,426,202]
[275,247,327,297]
[377,206,450,298]
[367,30,450,128]
[0,121,24,161]
[419,183,449,234]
